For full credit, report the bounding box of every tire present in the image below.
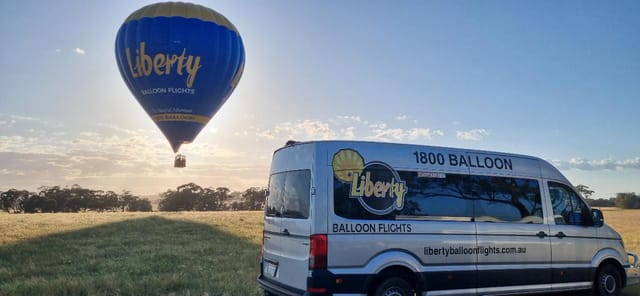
[374,277,414,296]
[594,264,622,296]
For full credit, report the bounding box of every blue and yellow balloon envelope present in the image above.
[115,2,245,166]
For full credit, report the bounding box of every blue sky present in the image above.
[1,0,639,198]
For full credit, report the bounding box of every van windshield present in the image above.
[266,170,311,219]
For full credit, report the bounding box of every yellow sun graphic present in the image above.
[332,149,365,182]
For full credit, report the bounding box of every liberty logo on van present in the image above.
[332,149,407,215]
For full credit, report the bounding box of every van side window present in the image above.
[548,182,591,226]
[333,171,473,220]
[266,170,311,219]
[471,176,543,224]
[334,171,543,223]
[399,173,474,219]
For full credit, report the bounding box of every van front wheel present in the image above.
[595,264,622,296]
[374,277,414,296]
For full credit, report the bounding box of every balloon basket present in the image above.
[174,154,186,168]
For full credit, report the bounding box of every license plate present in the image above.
[263,261,278,277]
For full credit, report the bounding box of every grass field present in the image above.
[1,210,639,295]
[0,212,263,295]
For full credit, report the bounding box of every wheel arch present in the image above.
[595,258,627,288]
[363,250,424,294]
[369,265,421,295]
[592,248,628,287]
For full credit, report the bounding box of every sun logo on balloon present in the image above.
[332,149,365,183]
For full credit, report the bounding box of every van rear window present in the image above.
[266,170,311,219]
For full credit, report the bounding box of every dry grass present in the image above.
[1,210,639,295]
[0,211,263,295]
[601,208,640,255]
[598,208,640,296]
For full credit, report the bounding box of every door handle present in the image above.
[536,231,548,238]
[281,228,290,236]
[555,232,566,239]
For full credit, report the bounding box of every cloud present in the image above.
[255,129,276,140]
[552,157,640,171]
[456,129,489,141]
[0,114,62,130]
[0,119,16,128]
[408,128,444,140]
[395,114,408,121]
[335,115,367,125]
[187,143,245,159]
[252,120,338,140]
[0,114,273,194]
[274,120,337,140]
[368,127,406,141]
[249,115,446,143]
[74,48,86,55]
[0,151,269,194]
[341,127,356,139]
[368,127,444,142]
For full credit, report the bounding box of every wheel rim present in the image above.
[602,273,617,294]
[383,287,405,296]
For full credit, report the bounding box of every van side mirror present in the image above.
[591,209,604,227]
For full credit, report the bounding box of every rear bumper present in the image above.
[258,268,371,295]
[626,252,640,287]
[258,274,306,296]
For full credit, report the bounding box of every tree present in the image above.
[195,187,230,211]
[575,184,595,199]
[230,201,243,211]
[1,189,31,213]
[97,191,121,211]
[128,198,153,212]
[38,186,68,212]
[159,183,204,211]
[63,185,98,212]
[22,194,57,213]
[241,187,267,210]
[615,193,640,209]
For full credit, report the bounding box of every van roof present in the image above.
[275,140,569,183]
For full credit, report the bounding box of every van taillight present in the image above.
[309,234,327,270]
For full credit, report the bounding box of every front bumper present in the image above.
[626,252,640,287]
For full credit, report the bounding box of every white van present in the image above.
[258,140,639,296]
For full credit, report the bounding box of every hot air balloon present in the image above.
[115,2,245,167]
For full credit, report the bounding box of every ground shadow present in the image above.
[0,215,262,295]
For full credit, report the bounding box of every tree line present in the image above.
[0,183,266,213]
[584,193,640,209]
[0,185,152,213]
[157,183,266,211]
[576,185,640,209]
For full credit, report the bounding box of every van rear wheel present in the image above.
[594,264,622,296]
[374,277,414,296]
